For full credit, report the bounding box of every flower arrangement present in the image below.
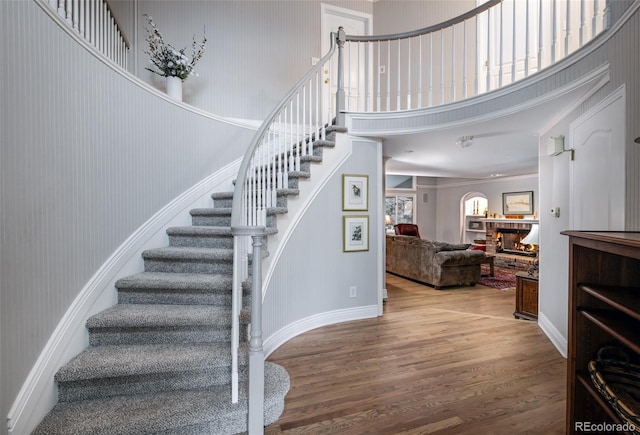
[143,15,206,81]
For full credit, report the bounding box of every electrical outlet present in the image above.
[379,65,386,74]
[349,286,357,298]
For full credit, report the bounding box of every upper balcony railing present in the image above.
[339,0,609,113]
[38,0,130,70]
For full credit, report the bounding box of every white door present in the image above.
[570,87,626,230]
[321,4,373,113]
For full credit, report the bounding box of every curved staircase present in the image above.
[33,127,343,434]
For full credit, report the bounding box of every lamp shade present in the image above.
[385,215,392,225]
[521,224,539,245]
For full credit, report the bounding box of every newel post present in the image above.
[247,229,266,434]
[335,26,346,127]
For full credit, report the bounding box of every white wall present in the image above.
[263,136,382,354]
[135,0,373,120]
[0,2,255,433]
[537,3,640,357]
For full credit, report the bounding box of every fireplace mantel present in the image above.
[484,218,539,225]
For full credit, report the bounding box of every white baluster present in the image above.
[315,71,319,146]
[551,0,557,63]
[277,114,283,190]
[407,37,411,109]
[486,8,491,93]
[65,0,73,25]
[72,0,78,31]
[440,30,444,104]
[538,0,544,71]
[593,0,599,37]
[386,40,391,111]
[462,21,467,99]
[301,84,306,157]
[57,0,64,19]
[498,2,503,88]
[296,93,300,172]
[512,0,517,83]
[78,0,84,37]
[525,0,530,76]
[418,35,423,108]
[579,0,586,47]
[347,43,351,111]
[397,39,401,110]
[308,79,313,156]
[429,33,433,106]
[376,43,381,111]
[451,25,455,102]
[474,14,479,97]
[565,0,571,57]
[357,41,361,112]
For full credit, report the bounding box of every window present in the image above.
[385,195,415,226]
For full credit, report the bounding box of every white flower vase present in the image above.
[166,76,183,101]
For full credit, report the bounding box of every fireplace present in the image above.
[484,220,538,271]
[496,228,537,256]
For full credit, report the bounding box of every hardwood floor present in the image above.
[265,273,566,434]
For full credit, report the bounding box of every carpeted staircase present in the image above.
[34,126,344,434]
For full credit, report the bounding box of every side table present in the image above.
[514,272,538,320]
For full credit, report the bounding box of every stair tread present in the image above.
[55,343,245,382]
[87,304,249,328]
[36,363,289,435]
[166,226,232,236]
[116,272,232,291]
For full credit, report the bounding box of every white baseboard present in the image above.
[537,312,568,358]
[7,160,240,435]
[263,305,379,358]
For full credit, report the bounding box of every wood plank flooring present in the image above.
[265,273,566,434]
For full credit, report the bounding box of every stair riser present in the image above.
[57,366,248,403]
[144,260,233,275]
[192,214,278,227]
[191,215,231,227]
[89,325,249,346]
[118,291,250,307]
[153,401,284,435]
[168,235,234,249]
[214,194,288,209]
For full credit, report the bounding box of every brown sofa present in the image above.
[386,235,486,289]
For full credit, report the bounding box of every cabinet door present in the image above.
[520,279,538,317]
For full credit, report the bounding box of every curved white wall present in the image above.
[1,2,254,433]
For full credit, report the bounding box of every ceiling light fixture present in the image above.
[456,135,474,148]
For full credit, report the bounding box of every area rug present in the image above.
[478,265,517,291]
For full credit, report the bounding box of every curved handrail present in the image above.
[230,32,338,228]
[346,0,502,42]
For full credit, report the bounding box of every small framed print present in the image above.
[342,174,368,211]
[343,215,369,252]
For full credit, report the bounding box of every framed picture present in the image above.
[502,191,534,215]
[343,215,369,252]
[468,220,483,230]
[342,174,368,211]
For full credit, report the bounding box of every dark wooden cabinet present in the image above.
[514,272,538,320]
[562,231,640,435]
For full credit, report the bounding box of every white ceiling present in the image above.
[380,74,605,179]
